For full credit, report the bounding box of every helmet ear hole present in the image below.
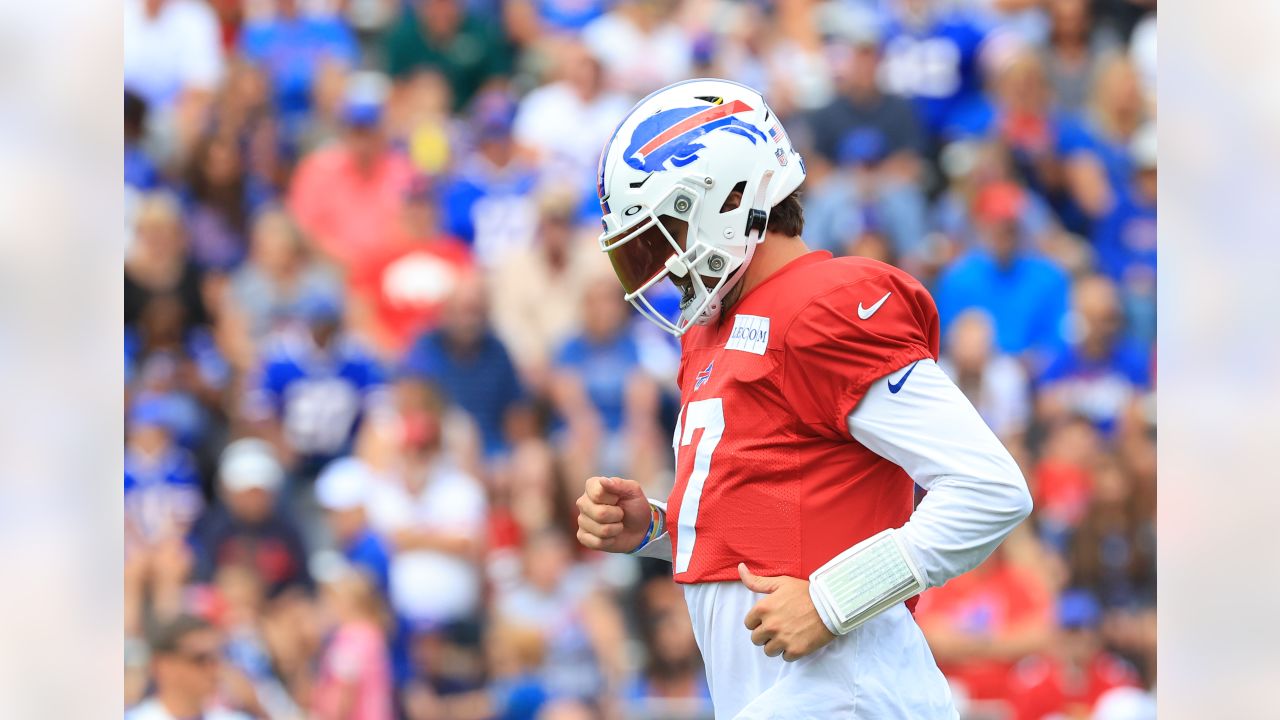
[719,181,747,213]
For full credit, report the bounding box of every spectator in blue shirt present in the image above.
[879,0,990,139]
[124,396,204,638]
[552,277,661,480]
[125,90,160,193]
[1038,275,1151,436]
[944,45,1081,220]
[126,293,230,453]
[517,0,609,34]
[437,92,541,267]
[315,457,392,595]
[242,291,388,477]
[183,132,252,270]
[936,182,1069,369]
[402,275,531,459]
[799,19,929,264]
[239,0,358,136]
[1055,55,1147,235]
[1093,123,1156,344]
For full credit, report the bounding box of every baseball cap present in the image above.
[471,91,517,140]
[219,438,284,493]
[939,140,979,180]
[294,290,344,325]
[128,395,181,433]
[817,1,881,48]
[974,182,1025,224]
[315,457,373,511]
[342,72,391,128]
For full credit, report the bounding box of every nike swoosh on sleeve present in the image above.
[887,361,920,394]
[857,291,892,320]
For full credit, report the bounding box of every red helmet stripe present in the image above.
[635,99,754,159]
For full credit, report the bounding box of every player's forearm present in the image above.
[847,359,1032,589]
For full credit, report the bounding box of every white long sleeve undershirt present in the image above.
[846,358,1032,589]
[634,359,1032,584]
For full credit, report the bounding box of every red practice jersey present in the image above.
[666,251,940,584]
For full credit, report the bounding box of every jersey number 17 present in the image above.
[672,399,724,575]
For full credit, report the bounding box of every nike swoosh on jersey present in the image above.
[887,361,920,394]
[857,291,892,320]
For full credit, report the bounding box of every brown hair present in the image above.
[767,190,804,237]
[149,614,214,657]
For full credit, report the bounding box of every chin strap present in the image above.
[746,170,775,242]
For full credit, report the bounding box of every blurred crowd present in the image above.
[123,0,1157,718]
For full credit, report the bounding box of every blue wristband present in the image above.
[628,506,659,555]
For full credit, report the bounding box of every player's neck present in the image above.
[736,232,810,299]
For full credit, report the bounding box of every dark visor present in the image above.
[606,216,689,295]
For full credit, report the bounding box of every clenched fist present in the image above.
[576,476,653,553]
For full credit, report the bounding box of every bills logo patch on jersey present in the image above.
[624,100,769,173]
[725,314,770,355]
[694,360,715,391]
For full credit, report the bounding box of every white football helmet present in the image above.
[596,78,807,336]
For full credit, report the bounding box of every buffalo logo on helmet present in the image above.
[622,99,768,174]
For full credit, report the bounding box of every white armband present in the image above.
[808,529,926,635]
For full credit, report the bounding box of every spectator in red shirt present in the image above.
[348,174,474,356]
[1032,417,1102,553]
[288,72,415,269]
[915,541,1055,706]
[1007,590,1140,720]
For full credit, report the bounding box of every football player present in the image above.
[577,78,1033,718]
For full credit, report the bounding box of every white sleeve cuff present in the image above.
[808,529,926,635]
